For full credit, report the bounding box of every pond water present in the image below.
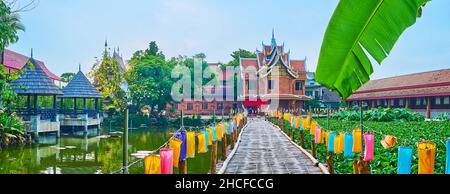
[0,125,222,174]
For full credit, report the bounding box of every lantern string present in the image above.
[109,115,242,174]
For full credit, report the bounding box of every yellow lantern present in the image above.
[352,128,362,153]
[418,142,436,174]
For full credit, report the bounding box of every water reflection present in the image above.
[0,126,217,174]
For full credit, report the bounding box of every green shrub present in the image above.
[332,108,425,122]
[432,113,449,121]
[0,109,26,148]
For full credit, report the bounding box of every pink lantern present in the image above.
[364,133,375,161]
[160,148,173,174]
[315,126,321,144]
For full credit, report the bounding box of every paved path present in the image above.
[223,118,323,174]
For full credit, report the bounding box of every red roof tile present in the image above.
[348,69,450,100]
[3,49,60,81]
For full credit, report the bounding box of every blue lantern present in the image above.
[398,146,413,174]
[212,126,217,142]
[201,130,209,152]
[328,132,336,152]
[344,133,354,157]
[446,140,449,174]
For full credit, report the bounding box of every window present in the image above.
[211,87,216,94]
[436,97,441,105]
[187,103,193,110]
[416,98,421,105]
[399,99,404,106]
[245,80,249,91]
[202,103,208,110]
[217,103,224,110]
[444,97,450,104]
[268,80,274,90]
[173,103,178,109]
[295,81,302,91]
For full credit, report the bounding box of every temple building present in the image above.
[174,63,237,115]
[346,69,450,119]
[238,31,310,112]
[175,32,310,115]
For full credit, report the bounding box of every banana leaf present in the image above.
[316,0,430,99]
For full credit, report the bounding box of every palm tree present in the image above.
[0,4,26,65]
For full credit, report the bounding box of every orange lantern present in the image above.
[418,142,436,174]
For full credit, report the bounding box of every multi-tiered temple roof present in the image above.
[240,30,307,80]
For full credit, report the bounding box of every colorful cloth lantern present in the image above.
[226,122,232,135]
[310,121,317,135]
[314,127,321,144]
[206,128,213,146]
[344,133,354,157]
[325,131,330,146]
[187,132,196,158]
[302,116,311,130]
[352,128,362,153]
[418,141,436,174]
[169,138,182,168]
[446,140,450,174]
[211,126,217,142]
[144,155,161,174]
[178,131,187,161]
[197,131,207,153]
[397,146,413,174]
[334,135,341,154]
[160,148,173,174]
[294,117,301,129]
[216,124,222,142]
[338,133,345,154]
[381,135,397,149]
[229,121,234,134]
[364,133,375,161]
[318,130,325,144]
[328,132,336,152]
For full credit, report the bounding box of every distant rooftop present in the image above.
[348,69,450,100]
[3,49,60,81]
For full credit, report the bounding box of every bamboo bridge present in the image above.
[217,117,327,174]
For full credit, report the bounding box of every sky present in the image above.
[8,0,450,80]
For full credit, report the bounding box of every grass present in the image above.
[271,117,449,174]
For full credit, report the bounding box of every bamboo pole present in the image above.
[299,130,305,148]
[210,141,218,174]
[122,108,129,174]
[179,160,187,174]
[326,151,335,174]
[222,134,227,161]
[311,140,316,158]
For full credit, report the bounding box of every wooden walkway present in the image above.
[221,118,324,174]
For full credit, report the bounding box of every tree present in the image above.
[89,48,126,111]
[127,42,172,113]
[0,1,25,64]
[60,72,75,83]
[315,0,430,99]
[225,49,256,67]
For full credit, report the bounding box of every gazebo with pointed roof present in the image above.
[61,66,103,117]
[10,56,62,121]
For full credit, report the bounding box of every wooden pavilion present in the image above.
[9,57,63,138]
[60,66,103,134]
